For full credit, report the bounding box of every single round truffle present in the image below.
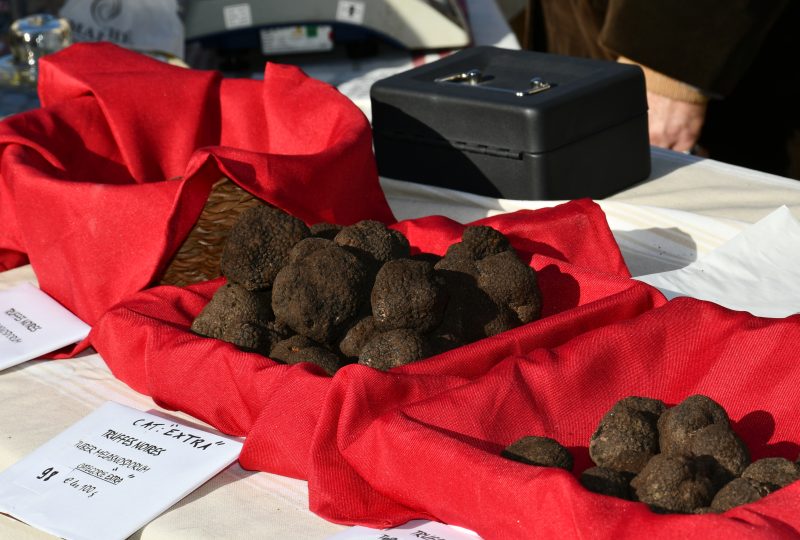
[371,259,448,333]
[334,220,410,266]
[270,335,344,376]
[687,422,750,479]
[272,246,369,344]
[191,283,273,341]
[447,225,511,260]
[589,399,664,474]
[434,255,510,342]
[742,457,800,491]
[658,395,730,456]
[338,316,379,359]
[630,454,716,513]
[580,466,635,500]
[220,204,310,290]
[501,436,573,471]
[358,328,430,370]
[710,477,769,512]
[476,250,542,324]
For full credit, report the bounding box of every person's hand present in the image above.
[646,91,707,153]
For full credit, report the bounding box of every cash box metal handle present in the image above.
[434,69,553,97]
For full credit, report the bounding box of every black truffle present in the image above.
[476,250,541,324]
[580,466,635,500]
[710,477,769,512]
[589,397,666,474]
[434,254,510,343]
[501,436,573,471]
[371,259,448,333]
[447,225,511,260]
[358,328,431,371]
[741,457,800,491]
[220,204,310,290]
[658,394,730,456]
[338,316,379,359]
[630,454,716,513]
[288,237,334,263]
[272,245,369,344]
[687,422,750,479]
[191,282,274,349]
[334,220,410,267]
[310,221,343,239]
[270,334,345,376]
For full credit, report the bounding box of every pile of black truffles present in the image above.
[191,204,542,374]
[503,395,800,514]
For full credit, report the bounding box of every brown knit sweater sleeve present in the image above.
[599,0,788,97]
[617,56,708,104]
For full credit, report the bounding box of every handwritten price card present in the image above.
[0,402,243,540]
[0,283,90,370]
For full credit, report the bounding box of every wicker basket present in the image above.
[160,177,263,287]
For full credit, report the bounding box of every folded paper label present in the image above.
[0,401,243,540]
[0,283,90,370]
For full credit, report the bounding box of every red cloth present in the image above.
[91,202,677,537]
[0,43,393,335]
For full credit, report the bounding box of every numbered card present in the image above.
[328,520,482,540]
[0,402,243,540]
[0,283,90,370]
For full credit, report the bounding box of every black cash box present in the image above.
[370,46,650,200]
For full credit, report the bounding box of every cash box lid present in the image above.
[370,46,647,155]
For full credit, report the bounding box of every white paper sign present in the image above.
[636,206,800,317]
[0,402,243,540]
[328,520,482,540]
[0,283,91,370]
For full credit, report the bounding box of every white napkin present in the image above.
[636,206,800,317]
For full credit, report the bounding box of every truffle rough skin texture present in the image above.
[220,205,310,290]
[310,221,344,240]
[338,316,379,359]
[272,246,369,344]
[358,328,430,371]
[447,225,511,260]
[589,398,665,474]
[687,422,750,479]
[434,253,513,343]
[501,436,574,471]
[269,335,344,376]
[658,394,730,456]
[580,466,635,500]
[710,477,769,512]
[221,321,276,356]
[288,237,334,263]
[334,220,410,267]
[477,250,541,324]
[191,283,273,340]
[742,457,800,491]
[371,259,448,333]
[631,454,716,513]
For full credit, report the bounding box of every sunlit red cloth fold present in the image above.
[0,43,393,339]
[91,202,690,538]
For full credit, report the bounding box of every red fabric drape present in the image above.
[0,43,393,339]
[91,203,686,538]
